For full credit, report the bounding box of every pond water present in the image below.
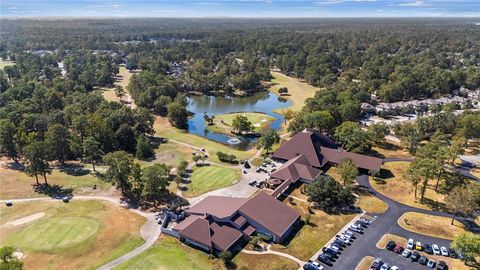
[187,92,292,150]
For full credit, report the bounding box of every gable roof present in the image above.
[273,129,383,171]
[270,154,322,183]
[320,147,383,172]
[239,191,300,239]
[209,220,243,251]
[186,196,249,219]
[179,217,212,249]
[272,129,337,167]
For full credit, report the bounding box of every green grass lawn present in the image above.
[207,112,276,134]
[5,216,100,252]
[0,200,145,270]
[183,165,240,198]
[272,199,356,260]
[113,236,222,270]
[269,71,320,112]
[233,253,299,270]
[1,168,113,200]
[154,116,257,164]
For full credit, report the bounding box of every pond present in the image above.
[187,92,292,150]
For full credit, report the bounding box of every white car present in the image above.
[432,244,441,255]
[407,238,414,249]
[427,259,436,268]
[441,246,449,256]
[380,263,390,270]
[311,261,324,270]
[390,266,399,270]
[329,244,340,252]
[401,249,411,258]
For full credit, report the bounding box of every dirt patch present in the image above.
[8,212,45,226]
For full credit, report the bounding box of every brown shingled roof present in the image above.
[270,154,322,184]
[179,217,212,249]
[239,191,300,239]
[186,196,248,219]
[320,147,383,171]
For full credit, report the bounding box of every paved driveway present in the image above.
[316,174,457,270]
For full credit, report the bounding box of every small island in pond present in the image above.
[205,112,276,135]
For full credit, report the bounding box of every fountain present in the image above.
[227,137,242,145]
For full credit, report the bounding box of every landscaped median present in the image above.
[376,233,407,248]
[398,212,467,240]
[0,200,145,270]
[355,256,374,270]
[182,165,240,198]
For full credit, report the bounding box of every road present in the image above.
[317,175,456,270]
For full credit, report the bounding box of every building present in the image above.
[269,129,383,198]
[172,191,301,254]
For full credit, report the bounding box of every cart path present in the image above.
[241,244,305,266]
[1,195,161,270]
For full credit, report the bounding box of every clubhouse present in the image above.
[269,129,383,198]
[172,191,300,254]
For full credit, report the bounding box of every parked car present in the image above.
[349,226,363,233]
[427,259,436,268]
[390,266,399,270]
[424,243,433,254]
[333,239,346,247]
[415,241,423,251]
[330,243,342,251]
[303,262,316,270]
[371,257,383,270]
[322,247,339,257]
[311,261,324,270]
[359,218,373,225]
[401,249,411,258]
[448,248,458,258]
[248,180,257,186]
[411,251,420,262]
[393,244,404,254]
[317,254,333,266]
[355,220,369,228]
[386,240,396,251]
[351,224,364,230]
[343,230,355,237]
[407,238,414,249]
[62,196,70,203]
[336,234,352,244]
[5,201,13,207]
[436,260,447,270]
[440,246,449,256]
[380,263,390,270]
[419,256,428,265]
[322,252,335,262]
[432,244,441,255]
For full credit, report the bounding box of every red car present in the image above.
[393,244,404,253]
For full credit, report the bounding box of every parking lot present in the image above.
[304,174,462,270]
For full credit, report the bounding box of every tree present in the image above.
[446,186,478,225]
[192,155,201,165]
[45,124,70,164]
[232,115,252,134]
[283,109,295,125]
[114,124,136,152]
[451,233,480,266]
[114,85,126,100]
[251,157,263,168]
[406,158,438,203]
[0,246,23,270]
[338,159,358,187]
[256,129,280,154]
[142,164,169,205]
[135,135,154,160]
[367,123,389,145]
[83,137,104,172]
[24,141,51,185]
[177,160,189,177]
[167,101,188,129]
[0,119,18,161]
[154,96,172,116]
[449,135,467,164]
[334,121,370,153]
[103,151,134,196]
[219,251,232,265]
[306,174,355,212]
[395,122,420,154]
[278,87,288,94]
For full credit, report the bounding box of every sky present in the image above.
[0,0,479,18]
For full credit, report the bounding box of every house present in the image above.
[172,191,301,254]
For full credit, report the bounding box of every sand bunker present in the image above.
[253,123,261,127]
[8,212,45,226]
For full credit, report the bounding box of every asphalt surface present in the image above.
[320,175,457,270]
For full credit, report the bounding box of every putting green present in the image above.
[6,217,99,252]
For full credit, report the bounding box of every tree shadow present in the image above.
[58,164,91,176]
[1,160,25,171]
[33,183,73,199]
[420,197,448,212]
